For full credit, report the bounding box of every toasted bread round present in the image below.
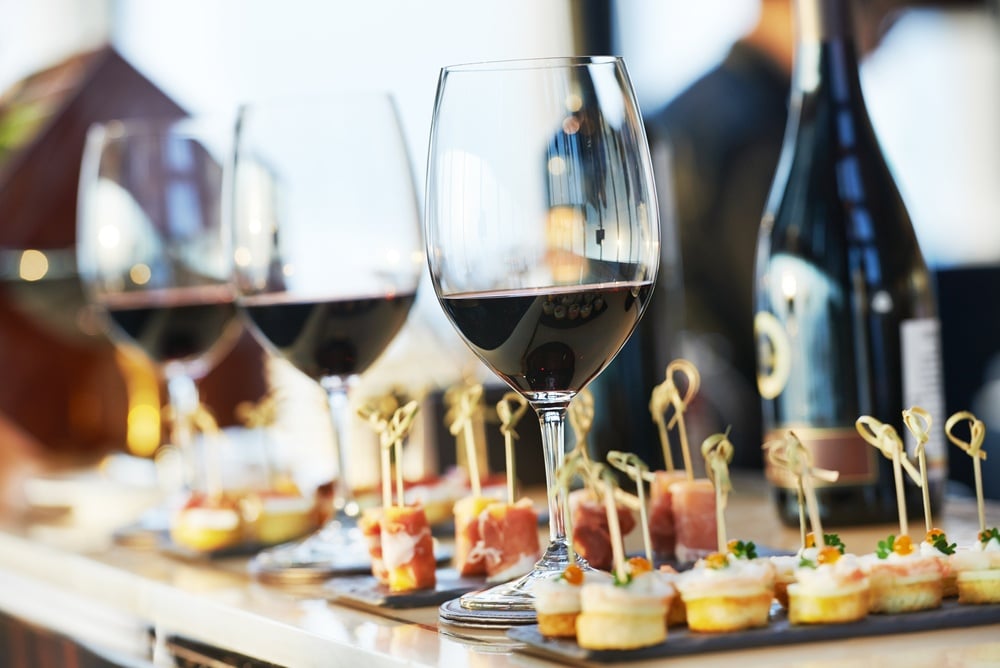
[956,570,1000,604]
[575,612,666,650]
[683,591,772,632]
[537,612,579,638]
[787,584,869,624]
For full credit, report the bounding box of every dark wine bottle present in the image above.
[754,0,947,526]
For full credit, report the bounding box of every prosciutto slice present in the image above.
[649,470,688,560]
[359,507,388,584]
[380,505,437,591]
[671,478,717,563]
[569,488,636,571]
[452,495,495,576]
[472,498,541,583]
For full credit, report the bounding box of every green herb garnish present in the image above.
[798,556,817,569]
[823,533,846,554]
[931,533,957,555]
[876,534,896,559]
[728,540,758,560]
[979,527,1000,546]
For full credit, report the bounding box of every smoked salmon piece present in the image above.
[380,505,437,591]
[670,478,717,563]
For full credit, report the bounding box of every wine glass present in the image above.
[425,56,660,611]
[76,116,243,532]
[232,93,423,583]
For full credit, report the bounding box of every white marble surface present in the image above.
[1,479,998,667]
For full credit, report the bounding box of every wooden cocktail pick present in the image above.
[902,406,935,533]
[763,431,839,549]
[358,394,400,509]
[857,416,922,537]
[650,359,700,479]
[448,383,485,497]
[386,400,420,506]
[497,391,529,503]
[701,429,734,554]
[607,450,655,563]
[945,410,989,535]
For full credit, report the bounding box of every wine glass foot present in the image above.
[459,541,601,611]
[249,516,370,585]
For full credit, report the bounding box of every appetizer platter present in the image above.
[501,361,1000,663]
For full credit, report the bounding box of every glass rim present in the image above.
[441,55,623,74]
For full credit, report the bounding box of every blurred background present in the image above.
[1,0,998,510]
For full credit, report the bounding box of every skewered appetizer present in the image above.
[920,528,958,597]
[787,546,870,625]
[474,498,541,583]
[243,488,317,546]
[570,488,636,571]
[170,492,245,552]
[655,565,687,627]
[771,532,847,609]
[950,527,1000,604]
[533,564,615,638]
[452,494,496,576]
[359,507,389,584]
[670,478,718,564]
[648,470,687,560]
[675,542,775,632]
[576,558,672,650]
[380,504,436,592]
[863,534,944,613]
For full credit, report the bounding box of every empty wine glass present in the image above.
[232,93,423,583]
[425,56,660,611]
[77,116,243,531]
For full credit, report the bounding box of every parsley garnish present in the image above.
[823,533,846,554]
[876,534,895,559]
[612,571,632,587]
[979,527,1000,546]
[798,556,817,569]
[729,540,758,560]
[932,533,957,555]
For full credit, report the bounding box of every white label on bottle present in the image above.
[901,317,947,479]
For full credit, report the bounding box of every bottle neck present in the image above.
[792,0,862,96]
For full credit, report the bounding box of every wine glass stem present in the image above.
[537,406,569,545]
[167,373,212,494]
[320,376,358,517]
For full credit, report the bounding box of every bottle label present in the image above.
[755,311,792,400]
[900,317,947,480]
[764,426,877,489]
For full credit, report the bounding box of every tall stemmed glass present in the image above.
[77,117,242,519]
[232,94,423,583]
[425,56,660,610]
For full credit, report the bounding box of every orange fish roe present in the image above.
[893,534,915,556]
[705,552,729,569]
[628,556,653,576]
[562,564,584,585]
[804,532,817,548]
[817,546,841,565]
[925,528,946,544]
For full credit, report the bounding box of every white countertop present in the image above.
[1,476,999,667]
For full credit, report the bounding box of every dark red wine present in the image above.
[104,286,239,366]
[754,0,945,526]
[441,283,651,398]
[241,293,416,379]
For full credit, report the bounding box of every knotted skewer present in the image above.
[497,392,529,503]
[607,451,654,563]
[386,401,420,506]
[701,429,734,554]
[945,410,988,535]
[448,383,485,497]
[902,406,935,534]
[650,360,700,479]
[857,416,922,537]
[359,394,400,509]
[763,431,839,549]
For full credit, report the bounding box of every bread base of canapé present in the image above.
[869,577,943,614]
[787,585,869,624]
[575,612,666,650]
[666,597,687,627]
[956,570,1000,604]
[537,612,579,638]
[683,591,772,632]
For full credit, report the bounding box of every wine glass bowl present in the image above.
[232,93,424,581]
[77,117,242,504]
[425,56,659,611]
